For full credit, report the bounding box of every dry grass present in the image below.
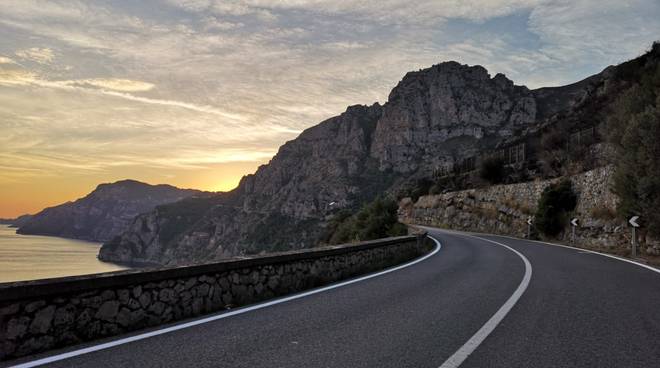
[589,205,617,220]
[502,197,534,215]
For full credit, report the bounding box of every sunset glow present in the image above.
[2,0,659,218]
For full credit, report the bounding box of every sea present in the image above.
[0,224,126,283]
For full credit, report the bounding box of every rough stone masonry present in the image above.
[0,234,430,361]
[401,166,660,254]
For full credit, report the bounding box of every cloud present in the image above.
[0,67,247,123]
[1,0,659,214]
[0,60,253,123]
[98,90,249,123]
[167,0,277,20]
[15,47,55,64]
[529,0,660,58]
[167,0,542,24]
[0,56,15,64]
[66,78,155,92]
[0,64,38,85]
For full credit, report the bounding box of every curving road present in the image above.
[5,227,660,368]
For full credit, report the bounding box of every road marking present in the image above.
[531,239,660,275]
[9,238,442,368]
[473,232,660,276]
[435,232,532,368]
[424,226,660,276]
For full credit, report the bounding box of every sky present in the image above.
[1,0,659,218]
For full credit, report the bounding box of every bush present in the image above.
[325,198,408,244]
[429,184,444,195]
[410,178,433,202]
[538,126,568,178]
[480,156,506,184]
[534,179,578,237]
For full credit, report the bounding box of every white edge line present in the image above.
[437,232,532,368]
[10,238,442,368]
[475,232,660,275]
[421,225,660,276]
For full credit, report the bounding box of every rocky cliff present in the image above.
[99,57,624,265]
[17,180,202,242]
[100,105,389,264]
[370,63,537,173]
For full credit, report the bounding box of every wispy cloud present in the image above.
[68,79,155,92]
[15,47,55,64]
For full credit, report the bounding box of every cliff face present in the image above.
[99,61,608,265]
[17,180,201,242]
[241,103,384,220]
[100,104,387,264]
[371,62,537,173]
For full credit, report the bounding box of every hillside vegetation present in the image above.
[607,42,660,236]
[323,198,408,245]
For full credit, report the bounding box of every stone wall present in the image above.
[0,235,430,361]
[401,166,659,254]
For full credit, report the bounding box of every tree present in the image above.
[611,106,660,236]
[326,198,408,244]
[607,55,660,237]
[534,180,578,237]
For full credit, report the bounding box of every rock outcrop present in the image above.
[0,215,33,228]
[371,63,537,173]
[17,180,201,242]
[99,56,628,265]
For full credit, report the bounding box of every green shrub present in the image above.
[480,156,506,184]
[325,197,408,244]
[534,180,578,237]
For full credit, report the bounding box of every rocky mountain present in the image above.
[99,45,658,266]
[0,214,33,228]
[370,62,536,174]
[17,180,202,242]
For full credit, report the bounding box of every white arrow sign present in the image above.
[629,216,640,228]
[527,218,533,225]
[571,218,579,227]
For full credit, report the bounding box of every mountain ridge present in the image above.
[98,49,657,265]
[17,180,204,242]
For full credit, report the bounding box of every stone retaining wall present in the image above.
[0,235,430,361]
[401,166,659,254]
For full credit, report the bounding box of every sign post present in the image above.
[629,216,640,258]
[526,217,533,239]
[570,218,579,243]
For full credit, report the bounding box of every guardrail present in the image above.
[0,234,431,361]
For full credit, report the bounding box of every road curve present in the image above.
[5,227,660,368]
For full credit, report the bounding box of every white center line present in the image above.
[436,233,533,368]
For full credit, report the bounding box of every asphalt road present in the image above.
[6,227,660,368]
